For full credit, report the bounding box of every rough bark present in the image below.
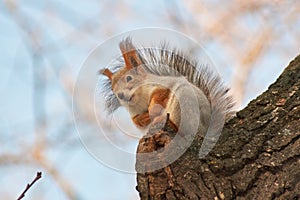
[136,54,300,200]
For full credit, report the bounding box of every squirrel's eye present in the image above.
[126,75,133,82]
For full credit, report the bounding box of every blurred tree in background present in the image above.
[0,0,299,199]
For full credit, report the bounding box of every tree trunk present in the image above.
[136,55,300,200]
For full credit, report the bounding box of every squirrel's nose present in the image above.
[117,92,132,102]
[117,92,125,100]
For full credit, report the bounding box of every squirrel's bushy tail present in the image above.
[136,39,235,158]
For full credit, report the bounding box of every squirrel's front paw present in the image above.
[149,104,164,120]
[132,112,151,128]
[151,113,178,133]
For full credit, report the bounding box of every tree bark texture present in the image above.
[136,55,300,200]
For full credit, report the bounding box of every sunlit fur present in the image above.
[101,37,234,119]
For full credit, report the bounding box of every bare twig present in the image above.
[17,172,42,200]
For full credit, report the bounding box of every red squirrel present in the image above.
[100,37,234,138]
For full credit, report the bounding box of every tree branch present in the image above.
[17,172,42,200]
[136,54,300,199]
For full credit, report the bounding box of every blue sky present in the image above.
[0,1,299,199]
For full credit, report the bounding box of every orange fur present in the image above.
[132,111,151,128]
[104,39,180,132]
[100,68,113,81]
[149,88,171,116]
[119,41,143,70]
[148,88,179,132]
[111,50,143,89]
[110,68,129,89]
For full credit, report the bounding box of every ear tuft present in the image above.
[119,37,143,69]
[99,68,113,81]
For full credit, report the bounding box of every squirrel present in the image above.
[100,37,234,140]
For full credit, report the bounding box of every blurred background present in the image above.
[0,0,299,199]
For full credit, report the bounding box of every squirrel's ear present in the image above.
[119,38,143,70]
[99,68,113,81]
